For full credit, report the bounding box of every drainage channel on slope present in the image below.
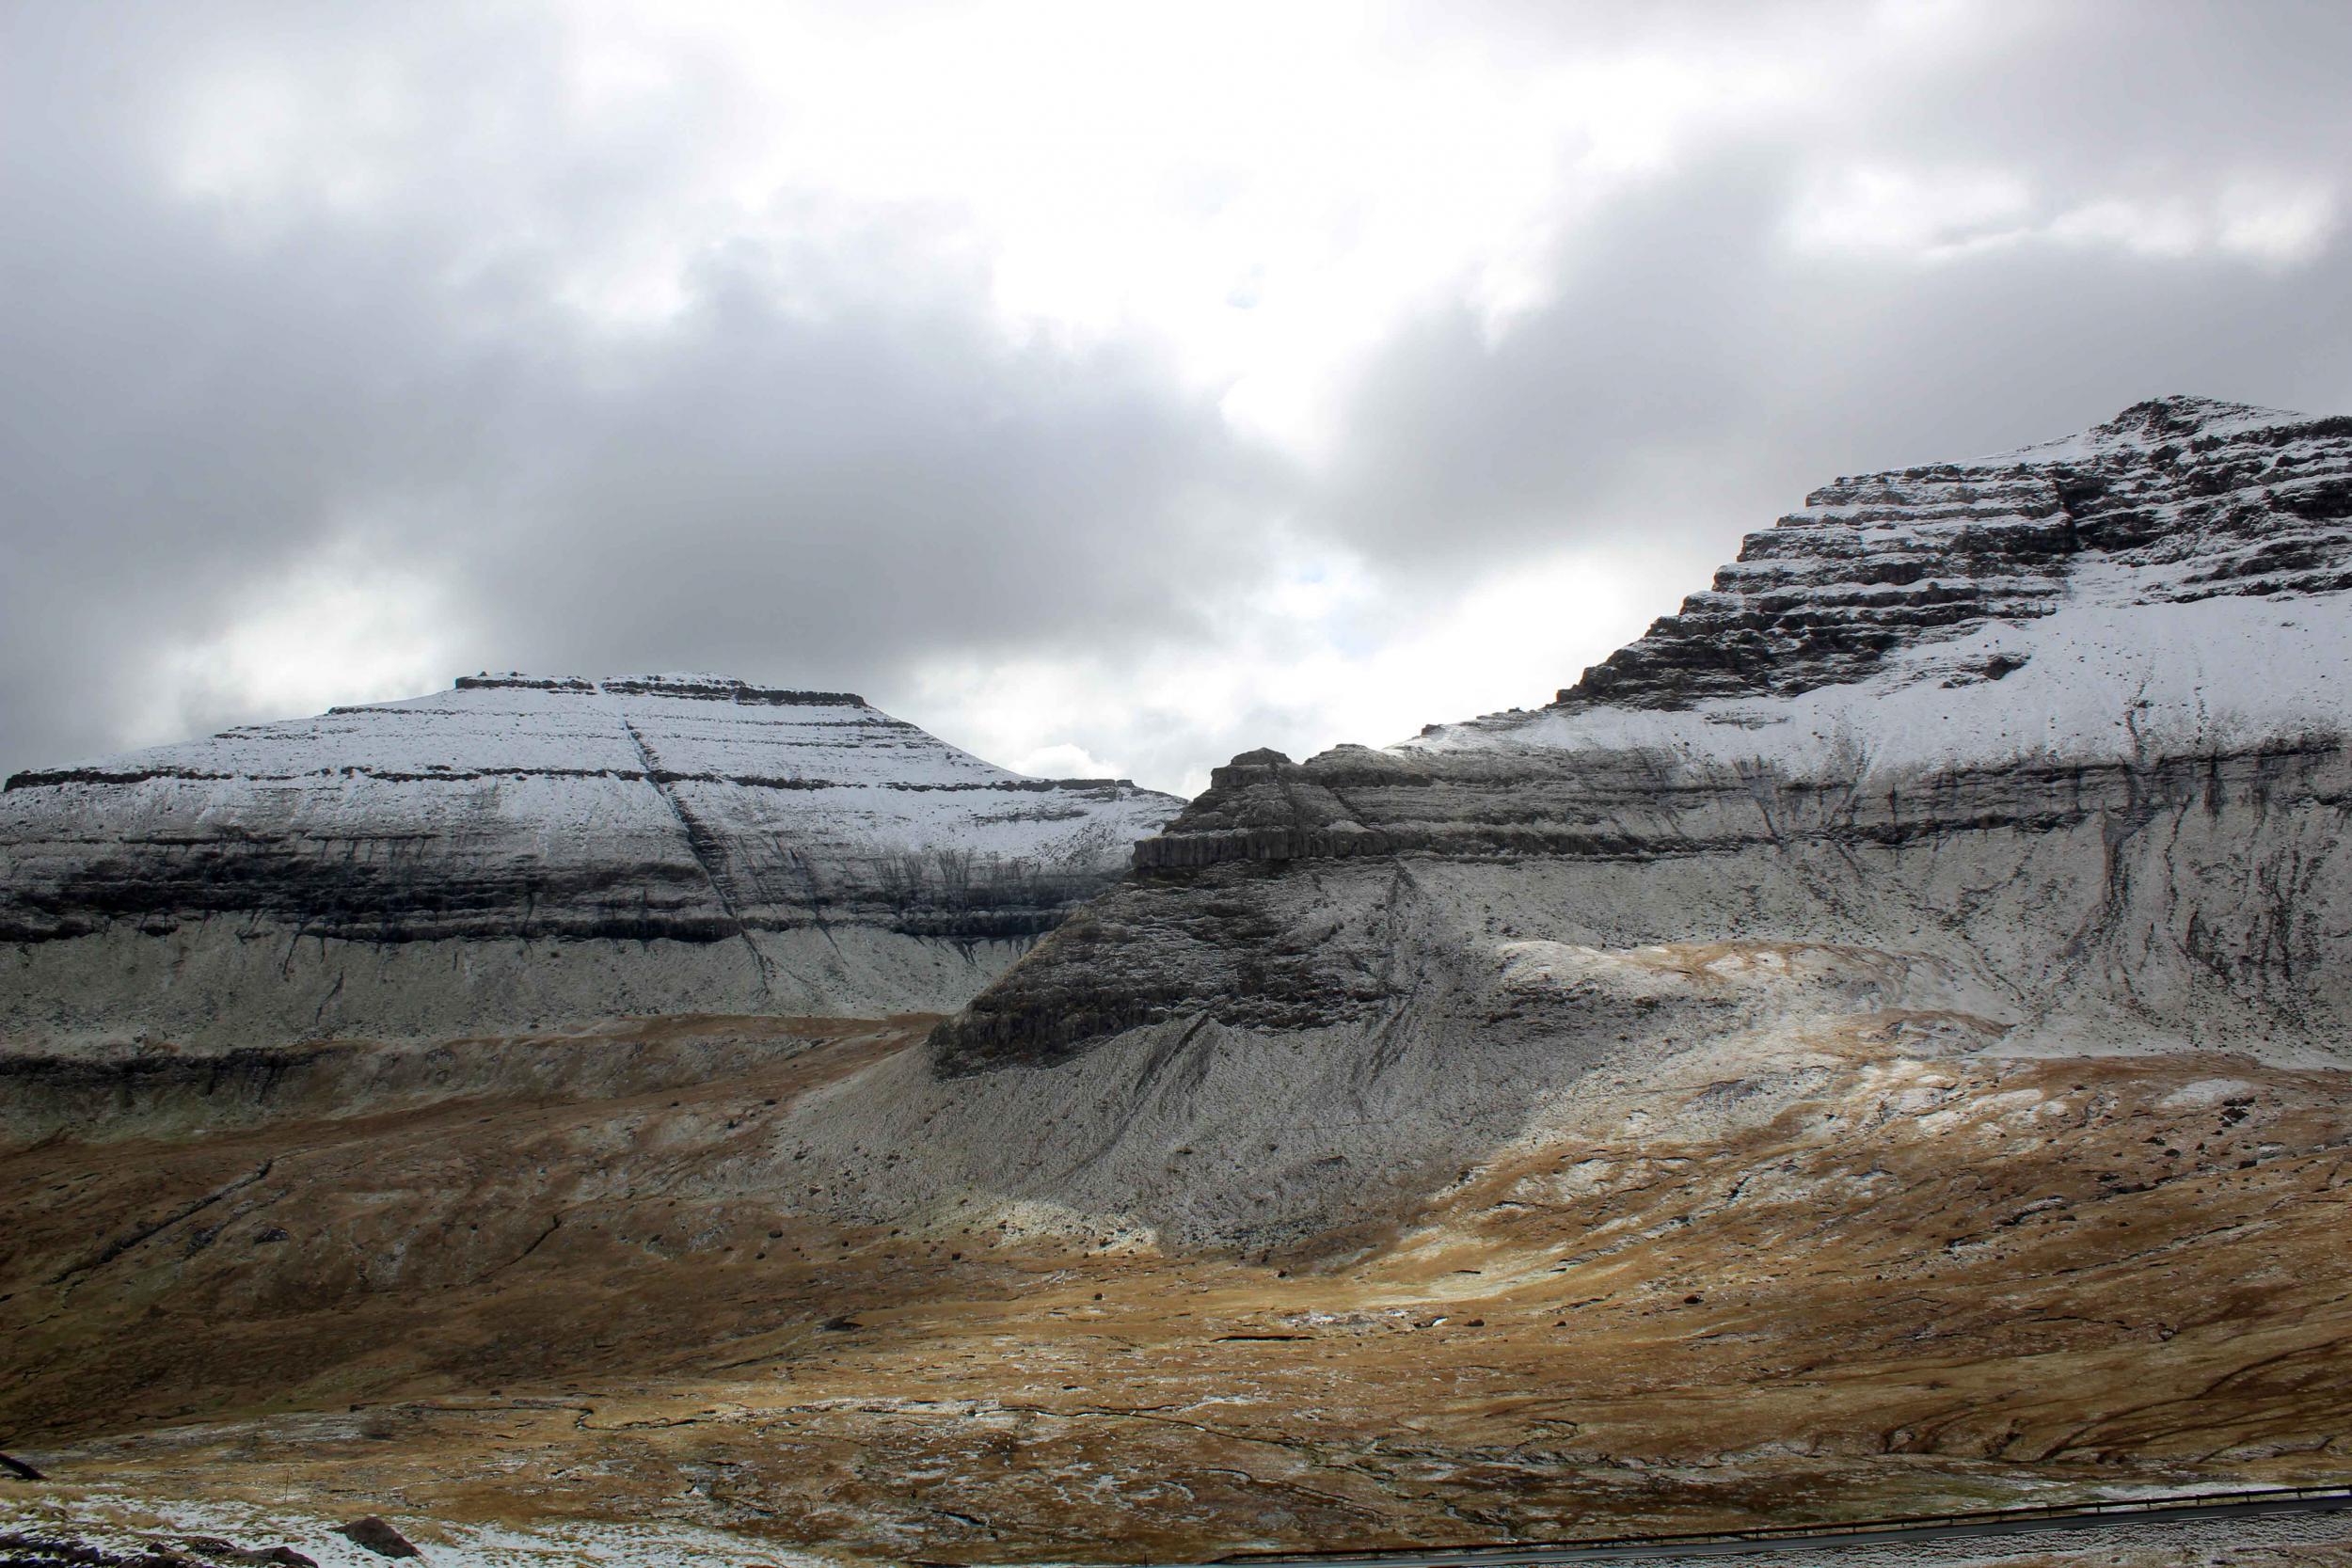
[615,707,775,987]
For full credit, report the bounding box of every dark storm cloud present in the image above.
[3,1,2348,785]
[1322,0,2352,592]
[1325,155,2352,578]
[470,246,1273,679]
[0,2,1285,772]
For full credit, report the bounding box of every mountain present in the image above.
[792,396,2352,1246]
[0,674,1182,1047]
[9,399,2352,1564]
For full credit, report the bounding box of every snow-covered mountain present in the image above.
[787,397,2352,1247]
[1,674,1182,1047]
[1428,394,2352,772]
[10,400,2351,1562]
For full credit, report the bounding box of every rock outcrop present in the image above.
[1567,396,2352,710]
[1,675,1181,1048]
[872,398,2352,1245]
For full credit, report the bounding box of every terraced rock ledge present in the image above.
[1,676,1181,1047]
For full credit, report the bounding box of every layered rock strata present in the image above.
[1,675,1180,1048]
[878,398,2352,1245]
[1567,396,2352,709]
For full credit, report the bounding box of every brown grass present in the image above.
[4,1020,2349,1562]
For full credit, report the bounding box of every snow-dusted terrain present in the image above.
[1,675,1181,1048]
[816,397,2352,1245]
[1417,395,2352,774]
[9,400,2352,1567]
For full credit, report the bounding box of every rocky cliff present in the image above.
[1566,397,2352,710]
[1,675,1181,1048]
[849,398,2352,1246]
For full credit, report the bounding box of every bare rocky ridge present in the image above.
[0,675,1181,1048]
[1566,397,2352,710]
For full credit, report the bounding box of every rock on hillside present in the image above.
[806,398,2352,1247]
[1,675,1182,1049]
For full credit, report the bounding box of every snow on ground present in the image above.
[0,1489,841,1568]
[1406,400,2352,781]
[1409,568,2352,781]
[5,673,1179,879]
[1972,397,2309,467]
[13,1490,2348,1568]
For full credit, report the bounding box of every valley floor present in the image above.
[3,1016,2349,1564]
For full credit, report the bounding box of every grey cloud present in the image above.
[1311,5,2352,698]
[0,4,1287,774]
[469,247,1273,679]
[4,0,2348,785]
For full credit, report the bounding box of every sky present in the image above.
[5,1,2349,797]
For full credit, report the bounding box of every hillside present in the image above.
[7,399,2350,1564]
[0,674,1181,1047]
[886,397,2352,1245]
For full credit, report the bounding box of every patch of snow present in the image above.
[2156,1078,2262,1109]
[1411,567,2352,781]
[0,1490,835,1568]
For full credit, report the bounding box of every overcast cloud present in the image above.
[5,0,2348,794]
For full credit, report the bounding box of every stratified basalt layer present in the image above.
[927,397,2352,1209]
[1565,398,2352,710]
[934,738,2352,1080]
[1,675,1181,1047]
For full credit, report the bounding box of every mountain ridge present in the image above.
[11,401,2352,1562]
[783,395,2352,1248]
[1455,393,2350,743]
[0,673,1181,1047]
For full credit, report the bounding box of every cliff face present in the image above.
[1565,396,2352,710]
[937,739,2352,1074]
[887,399,2352,1243]
[1,675,1181,1048]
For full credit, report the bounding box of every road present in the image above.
[1213,1486,2352,1568]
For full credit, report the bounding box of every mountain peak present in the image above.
[1985,394,2317,466]
[939,398,2352,1105]
[2102,392,2298,432]
[2,675,1183,1046]
[1489,394,2351,739]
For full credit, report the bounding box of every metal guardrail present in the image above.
[1215,1482,2352,1564]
